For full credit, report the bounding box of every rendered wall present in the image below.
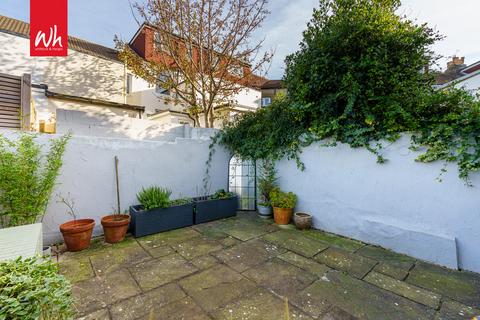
[0,129,230,245]
[275,135,480,272]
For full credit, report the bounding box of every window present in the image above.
[156,73,170,95]
[126,74,133,94]
[261,97,271,107]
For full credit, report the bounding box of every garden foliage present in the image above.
[215,0,480,183]
[137,186,172,210]
[0,133,70,227]
[0,257,73,319]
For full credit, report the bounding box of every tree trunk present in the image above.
[203,112,210,128]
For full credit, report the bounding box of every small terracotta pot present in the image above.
[101,214,130,244]
[59,219,95,252]
[273,207,293,225]
[294,212,312,230]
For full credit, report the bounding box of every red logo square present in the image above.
[30,0,68,56]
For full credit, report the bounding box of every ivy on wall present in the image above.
[213,0,480,184]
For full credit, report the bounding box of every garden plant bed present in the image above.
[59,211,480,320]
[129,203,194,237]
[193,195,238,224]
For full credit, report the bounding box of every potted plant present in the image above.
[58,194,95,252]
[193,189,238,224]
[269,188,297,225]
[257,159,277,218]
[129,186,194,237]
[101,210,130,244]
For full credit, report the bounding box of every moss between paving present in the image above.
[291,271,435,319]
[315,247,377,279]
[406,261,480,308]
[364,271,440,308]
[356,245,416,280]
[262,230,329,257]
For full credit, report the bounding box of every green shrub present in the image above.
[0,257,73,319]
[137,186,171,210]
[170,197,193,206]
[257,160,278,206]
[211,189,235,200]
[0,133,70,227]
[269,188,297,209]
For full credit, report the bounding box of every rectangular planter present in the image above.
[193,196,238,224]
[129,203,194,237]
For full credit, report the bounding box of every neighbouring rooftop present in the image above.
[59,211,480,320]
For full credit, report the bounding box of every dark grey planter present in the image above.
[129,203,194,237]
[193,196,238,224]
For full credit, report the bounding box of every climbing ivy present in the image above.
[211,0,480,184]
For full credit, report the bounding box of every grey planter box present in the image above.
[193,196,238,224]
[129,203,194,237]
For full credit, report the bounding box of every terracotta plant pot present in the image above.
[273,207,293,225]
[101,214,131,243]
[294,212,312,230]
[59,219,95,252]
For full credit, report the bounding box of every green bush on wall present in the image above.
[0,257,74,319]
[213,0,480,184]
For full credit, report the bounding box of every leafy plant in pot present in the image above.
[269,188,297,225]
[257,159,277,218]
[58,194,95,252]
[130,186,194,237]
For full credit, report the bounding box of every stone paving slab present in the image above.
[179,264,256,312]
[89,239,152,275]
[139,297,212,320]
[76,308,110,320]
[219,219,278,241]
[108,283,186,320]
[242,258,317,298]
[406,261,480,308]
[211,288,313,320]
[60,212,480,320]
[315,247,377,279]
[172,236,224,260]
[129,253,198,291]
[356,245,416,280]
[213,239,286,272]
[364,271,440,309]
[59,255,94,284]
[303,229,365,252]
[435,299,480,320]
[278,251,331,277]
[72,268,141,316]
[136,228,200,258]
[262,230,329,257]
[291,271,435,319]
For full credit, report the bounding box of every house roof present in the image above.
[0,15,120,62]
[462,61,480,74]
[436,69,480,90]
[261,80,285,90]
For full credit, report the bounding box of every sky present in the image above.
[1,0,479,79]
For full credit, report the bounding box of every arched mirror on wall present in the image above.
[228,156,256,210]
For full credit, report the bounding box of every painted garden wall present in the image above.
[4,131,231,245]
[276,135,480,273]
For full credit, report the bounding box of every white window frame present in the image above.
[261,97,272,107]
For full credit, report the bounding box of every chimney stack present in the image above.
[447,56,465,71]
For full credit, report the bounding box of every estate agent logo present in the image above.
[30,0,68,56]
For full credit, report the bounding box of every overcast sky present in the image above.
[1,0,479,79]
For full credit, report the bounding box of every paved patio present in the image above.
[59,212,480,320]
